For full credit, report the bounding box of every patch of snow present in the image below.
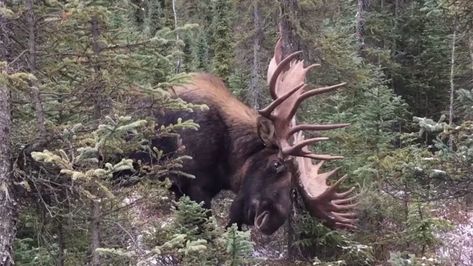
[252,247,284,260]
[436,211,473,265]
[431,169,446,174]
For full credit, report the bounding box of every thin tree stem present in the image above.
[26,0,46,140]
[449,18,457,129]
[172,0,181,73]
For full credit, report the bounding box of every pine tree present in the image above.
[4,0,202,263]
[224,224,253,266]
[210,0,234,83]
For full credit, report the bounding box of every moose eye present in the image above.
[272,160,285,174]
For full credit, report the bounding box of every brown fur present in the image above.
[172,73,261,191]
[172,73,257,129]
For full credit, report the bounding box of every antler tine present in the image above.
[300,82,347,100]
[282,137,330,155]
[283,132,343,160]
[331,174,350,188]
[302,153,344,160]
[288,123,349,136]
[267,38,283,86]
[335,187,356,199]
[333,194,359,206]
[334,211,358,218]
[268,51,303,99]
[317,167,340,184]
[258,83,305,118]
[293,132,357,230]
[287,82,347,121]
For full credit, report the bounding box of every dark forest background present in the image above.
[1,0,473,265]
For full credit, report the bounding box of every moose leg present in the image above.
[181,168,223,210]
[186,185,213,209]
[227,196,245,230]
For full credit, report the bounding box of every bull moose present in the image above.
[146,39,357,235]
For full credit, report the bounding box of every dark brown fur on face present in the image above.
[148,73,293,234]
[227,148,292,235]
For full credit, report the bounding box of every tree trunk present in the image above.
[26,0,46,140]
[278,0,300,259]
[172,0,181,72]
[355,0,368,55]
[469,33,473,86]
[0,74,15,266]
[403,182,409,249]
[248,0,262,109]
[0,69,16,266]
[91,15,104,119]
[468,33,473,207]
[279,0,300,57]
[89,200,101,266]
[57,218,65,266]
[89,15,103,266]
[0,1,17,264]
[449,18,457,128]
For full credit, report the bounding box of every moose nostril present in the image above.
[260,199,271,210]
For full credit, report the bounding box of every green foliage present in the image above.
[142,0,167,37]
[456,88,473,120]
[295,213,374,265]
[6,0,203,264]
[405,203,451,249]
[30,116,148,200]
[294,1,464,263]
[142,196,253,265]
[372,0,452,117]
[14,238,56,266]
[209,0,234,82]
[13,209,89,265]
[0,6,16,18]
[224,224,254,266]
[387,251,443,266]
[173,196,212,238]
[20,113,196,262]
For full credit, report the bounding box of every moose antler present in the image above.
[294,134,357,229]
[260,39,357,229]
[260,40,347,160]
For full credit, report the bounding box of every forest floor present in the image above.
[123,190,305,264]
[435,201,473,265]
[124,190,473,265]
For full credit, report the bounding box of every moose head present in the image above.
[226,39,357,234]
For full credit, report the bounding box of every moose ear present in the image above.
[257,116,276,146]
